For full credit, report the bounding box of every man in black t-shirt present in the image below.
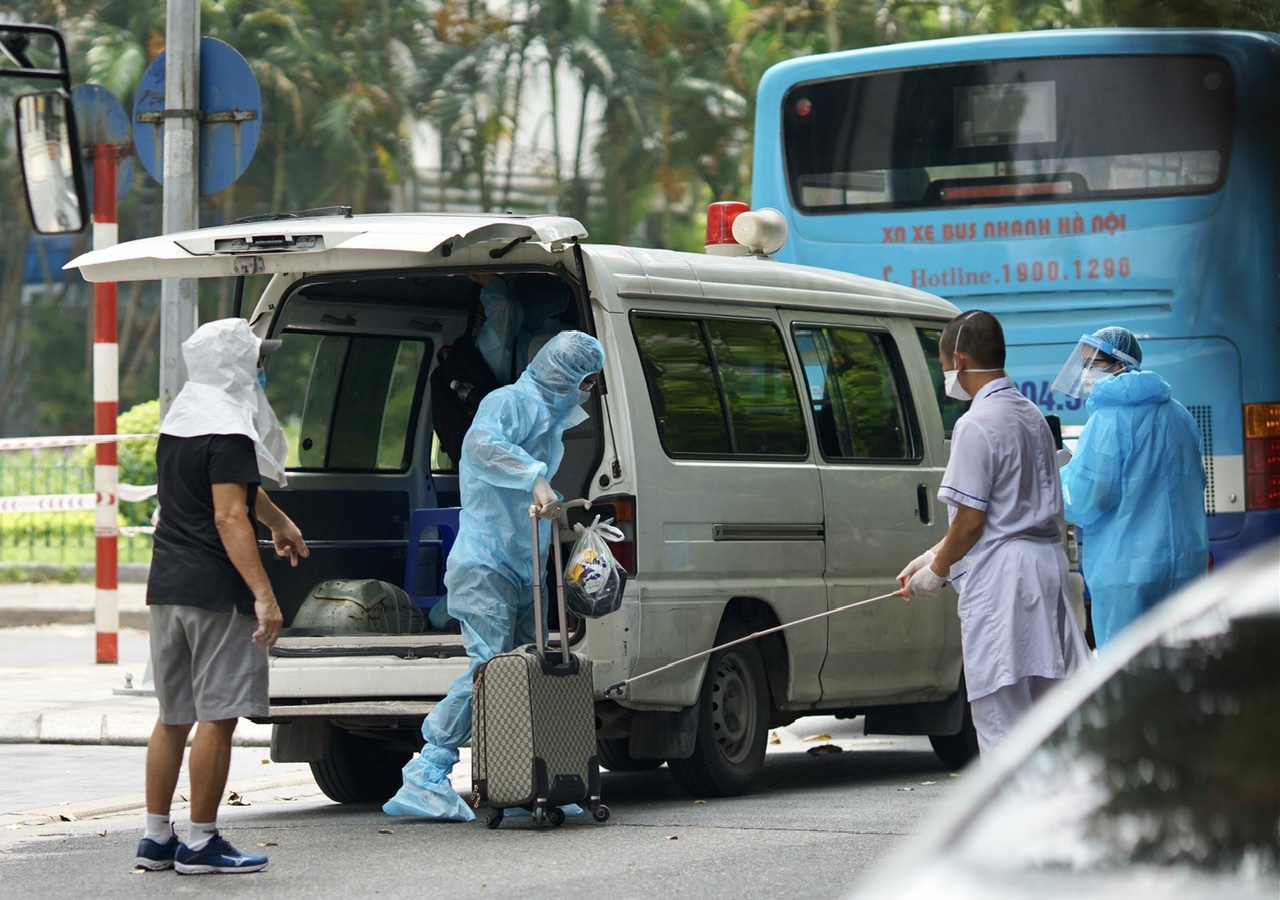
[133,319,307,875]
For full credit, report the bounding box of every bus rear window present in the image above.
[783,55,1233,212]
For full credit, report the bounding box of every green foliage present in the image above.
[72,399,160,527]
[0,564,82,584]
[2,0,1269,437]
[0,479,153,569]
[1098,0,1279,29]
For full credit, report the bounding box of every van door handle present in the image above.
[916,484,932,525]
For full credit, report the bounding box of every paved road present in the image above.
[0,603,967,897]
[0,720,959,898]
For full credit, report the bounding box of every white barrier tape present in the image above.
[0,494,95,513]
[119,484,158,502]
[119,525,156,536]
[0,484,157,514]
[0,433,159,451]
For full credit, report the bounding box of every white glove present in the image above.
[532,476,561,520]
[1056,447,1073,468]
[904,564,947,598]
[897,550,935,590]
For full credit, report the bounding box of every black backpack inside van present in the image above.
[430,303,500,463]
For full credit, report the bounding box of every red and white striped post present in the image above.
[92,142,119,665]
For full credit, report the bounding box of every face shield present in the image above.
[1050,332,1141,399]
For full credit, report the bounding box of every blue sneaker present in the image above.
[133,829,179,870]
[174,831,268,875]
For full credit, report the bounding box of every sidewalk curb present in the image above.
[3,563,150,583]
[0,770,319,829]
[0,713,271,747]
[0,609,150,629]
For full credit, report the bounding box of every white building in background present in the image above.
[405,22,605,216]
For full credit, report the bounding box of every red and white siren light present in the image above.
[704,201,788,257]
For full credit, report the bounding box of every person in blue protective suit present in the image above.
[472,273,572,384]
[1051,326,1209,648]
[384,330,606,821]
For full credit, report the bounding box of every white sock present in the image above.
[185,820,218,852]
[143,813,172,844]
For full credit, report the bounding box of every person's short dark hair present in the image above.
[941,310,1005,369]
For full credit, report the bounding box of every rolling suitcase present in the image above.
[470,501,610,828]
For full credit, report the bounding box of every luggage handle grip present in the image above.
[529,498,591,663]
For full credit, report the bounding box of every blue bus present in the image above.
[749,28,1280,566]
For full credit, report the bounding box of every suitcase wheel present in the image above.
[547,806,565,827]
[486,810,504,829]
[592,803,610,823]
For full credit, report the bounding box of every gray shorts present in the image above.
[149,604,269,724]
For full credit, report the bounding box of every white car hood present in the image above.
[65,213,588,282]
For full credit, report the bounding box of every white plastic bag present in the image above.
[563,515,627,619]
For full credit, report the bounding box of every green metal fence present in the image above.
[0,448,154,566]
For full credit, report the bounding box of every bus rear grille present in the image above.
[1189,405,1214,515]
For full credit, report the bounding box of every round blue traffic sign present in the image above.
[71,83,133,205]
[132,37,261,196]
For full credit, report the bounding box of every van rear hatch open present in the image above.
[66,213,589,281]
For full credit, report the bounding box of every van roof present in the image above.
[65,210,958,321]
[582,244,958,320]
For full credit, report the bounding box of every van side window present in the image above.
[915,327,966,437]
[632,315,807,458]
[265,333,429,471]
[793,326,911,460]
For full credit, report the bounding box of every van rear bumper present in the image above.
[268,653,468,702]
[259,699,437,721]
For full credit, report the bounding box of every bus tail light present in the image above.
[1244,403,1280,510]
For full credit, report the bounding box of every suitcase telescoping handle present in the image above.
[529,497,591,665]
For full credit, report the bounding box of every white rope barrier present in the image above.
[0,434,159,514]
[0,484,157,514]
[0,433,159,451]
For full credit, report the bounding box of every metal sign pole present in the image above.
[158,0,200,416]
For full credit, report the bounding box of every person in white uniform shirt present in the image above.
[897,310,1090,755]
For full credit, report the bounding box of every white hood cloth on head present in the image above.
[159,318,290,487]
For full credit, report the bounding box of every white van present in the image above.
[71,210,975,802]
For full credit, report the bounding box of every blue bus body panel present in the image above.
[752,29,1280,559]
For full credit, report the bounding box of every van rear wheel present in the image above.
[667,622,769,797]
[596,737,664,772]
[310,726,411,804]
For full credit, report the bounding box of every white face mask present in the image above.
[943,368,970,401]
[943,366,1000,402]
[1080,368,1108,396]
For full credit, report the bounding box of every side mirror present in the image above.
[15,90,88,234]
